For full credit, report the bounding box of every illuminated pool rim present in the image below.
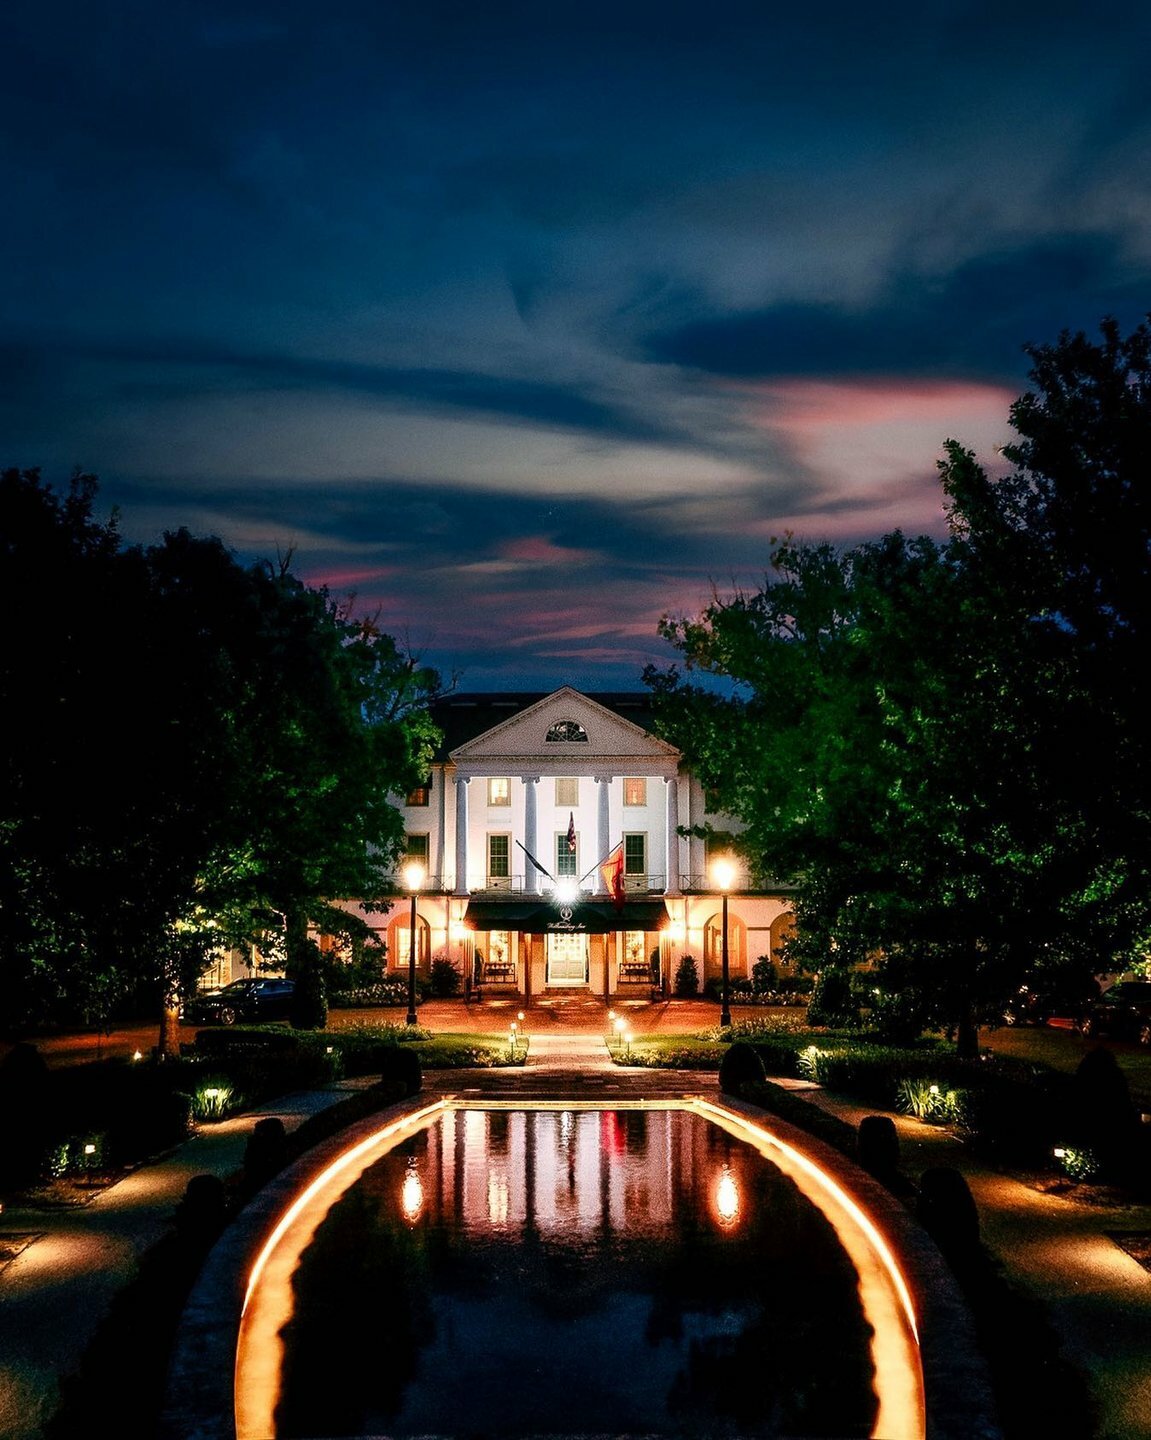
[160,1093,1001,1440]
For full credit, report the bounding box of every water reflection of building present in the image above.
[406,1109,750,1241]
[323,687,795,1000]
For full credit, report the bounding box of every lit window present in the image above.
[488,777,511,806]
[488,834,510,880]
[624,931,645,967]
[555,777,579,806]
[623,777,646,806]
[546,720,588,742]
[393,916,429,967]
[406,782,430,806]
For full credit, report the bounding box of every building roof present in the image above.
[429,690,657,760]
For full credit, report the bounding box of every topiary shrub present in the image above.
[243,1116,288,1191]
[1070,1045,1139,1181]
[806,969,860,1028]
[174,1173,229,1244]
[674,954,699,997]
[0,1042,54,1188]
[916,1166,981,1268]
[719,1040,767,1096]
[857,1115,900,1178]
[429,956,462,998]
[380,1046,422,1096]
[751,956,777,993]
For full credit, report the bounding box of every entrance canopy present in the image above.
[464,900,668,934]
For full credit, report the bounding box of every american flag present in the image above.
[566,812,577,853]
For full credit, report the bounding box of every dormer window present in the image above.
[546,719,588,743]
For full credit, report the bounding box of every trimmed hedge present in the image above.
[719,1040,766,1097]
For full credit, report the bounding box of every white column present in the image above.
[434,767,447,886]
[454,775,470,895]
[664,775,680,894]
[595,774,611,893]
[523,776,540,895]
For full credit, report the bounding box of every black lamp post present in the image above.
[403,861,425,1026]
[711,857,735,1028]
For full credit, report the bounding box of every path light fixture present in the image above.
[710,856,736,1028]
[402,860,426,1026]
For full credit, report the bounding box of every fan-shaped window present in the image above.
[546,719,588,742]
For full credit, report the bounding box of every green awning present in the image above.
[464,899,669,934]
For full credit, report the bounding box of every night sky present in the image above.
[4,1,1150,687]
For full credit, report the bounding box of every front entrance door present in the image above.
[546,933,589,985]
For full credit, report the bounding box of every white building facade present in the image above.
[337,687,795,1000]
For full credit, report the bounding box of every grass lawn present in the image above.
[403,1031,527,1067]
[609,1034,727,1069]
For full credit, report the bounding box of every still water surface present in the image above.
[277,1108,877,1438]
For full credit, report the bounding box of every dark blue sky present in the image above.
[4,0,1149,686]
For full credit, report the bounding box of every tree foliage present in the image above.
[647,318,1151,1044]
[0,468,442,1036]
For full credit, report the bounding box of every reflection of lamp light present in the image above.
[716,1166,740,1225]
[401,1160,424,1221]
[402,861,425,1026]
[710,856,736,1028]
[554,878,579,905]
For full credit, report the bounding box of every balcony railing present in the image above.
[386,869,772,892]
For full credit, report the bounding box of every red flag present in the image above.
[600,842,625,911]
[566,812,577,853]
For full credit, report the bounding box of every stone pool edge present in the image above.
[160,1087,1001,1440]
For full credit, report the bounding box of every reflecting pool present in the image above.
[272,1107,879,1438]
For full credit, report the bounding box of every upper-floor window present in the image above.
[546,720,588,743]
[555,829,578,877]
[406,782,431,806]
[488,777,511,806]
[555,777,579,806]
[705,831,736,862]
[623,777,647,806]
[405,833,430,866]
[488,833,511,881]
[624,832,647,876]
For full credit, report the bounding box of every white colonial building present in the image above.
[335,686,794,1001]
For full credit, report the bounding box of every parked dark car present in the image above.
[183,977,295,1026]
[1000,973,1101,1027]
[1078,980,1151,1044]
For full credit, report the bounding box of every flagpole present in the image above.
[580,844,621,886]
[515,838,557,885]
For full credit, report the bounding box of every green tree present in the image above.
[0,469,442,1048]
[647,317,1151,1050]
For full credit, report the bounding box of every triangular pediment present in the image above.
[449,687,679,774]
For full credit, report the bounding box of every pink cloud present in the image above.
[742,378,1017,435]
[497,535,599,565]
[300,564,401,589]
